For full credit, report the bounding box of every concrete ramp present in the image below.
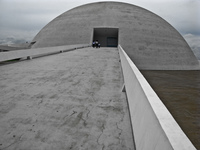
[119,45,196,150]
[0,47,135,149]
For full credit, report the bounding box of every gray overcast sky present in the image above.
[0,0,199,49]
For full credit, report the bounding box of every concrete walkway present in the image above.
[0,47,135,150]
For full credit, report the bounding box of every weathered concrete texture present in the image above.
[31,2,199,70]
[0,47,135,150]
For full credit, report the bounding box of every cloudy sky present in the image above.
[0,0,199,54]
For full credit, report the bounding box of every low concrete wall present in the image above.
[0,44,89,62]
[118,45,196,150]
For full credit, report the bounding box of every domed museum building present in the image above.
[31,2,199,70]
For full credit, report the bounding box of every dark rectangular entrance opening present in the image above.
[93,28,119,47]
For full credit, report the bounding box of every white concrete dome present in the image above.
[31,2,199,70]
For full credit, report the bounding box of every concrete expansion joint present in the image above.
[80,114,87,127]
[85,108,90,119]
[73,108,91,127]
[116,122,123,144]
[97,123,105,149]
[70,110,77,116]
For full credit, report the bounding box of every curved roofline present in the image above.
[31,1,199,70]
[33,1,189,49]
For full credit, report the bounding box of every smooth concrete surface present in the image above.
[0,47,135,150]
[0,44,89,62]
[118,45,196,150]
[31,2,199,70]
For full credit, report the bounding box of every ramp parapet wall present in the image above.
[118,45,196,150]
[0,44,90,62]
